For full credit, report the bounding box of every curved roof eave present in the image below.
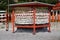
[9,2,55,7]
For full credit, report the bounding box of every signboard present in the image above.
[14,7,49,24]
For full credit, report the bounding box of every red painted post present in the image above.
[58,14,60,22]
[51,13,55,22]
[6,11,8,31]
[6,13,8,31]
[33,7,36,35]
[48,11,51,32]
[11,9,15,33]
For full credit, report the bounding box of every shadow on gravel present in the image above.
[15,27,48,33]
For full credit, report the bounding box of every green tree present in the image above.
[35,0,57,4]
[0,0,15,10]
[18,0,57,4]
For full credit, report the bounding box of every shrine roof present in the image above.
[53,3,60,10]
[9,2,55,7]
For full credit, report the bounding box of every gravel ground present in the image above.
[0,22,60,40]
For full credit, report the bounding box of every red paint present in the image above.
[11,2,51,34]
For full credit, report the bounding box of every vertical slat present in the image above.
[6,11,8,31]
[58,14,60,22]
[52,13,55,22]
[48,11,51,32]
[11,9,15,33]
[33,7,36,35]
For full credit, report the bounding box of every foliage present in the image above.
[18,0,57,4]
[0,0,15,10]
[0,0,57,10]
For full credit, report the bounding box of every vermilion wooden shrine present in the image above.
[9,2,55,34]
[52,1,60,22]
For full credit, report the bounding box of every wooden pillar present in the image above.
[11,9,15,33]
[33,7,36,35]
[48,7,51,32]
[48,11,51,32]
[57,10,60,22]
[6,10,8,31]
[52,11,55,22]
[58,14,60,22]
[55,10,58,21]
